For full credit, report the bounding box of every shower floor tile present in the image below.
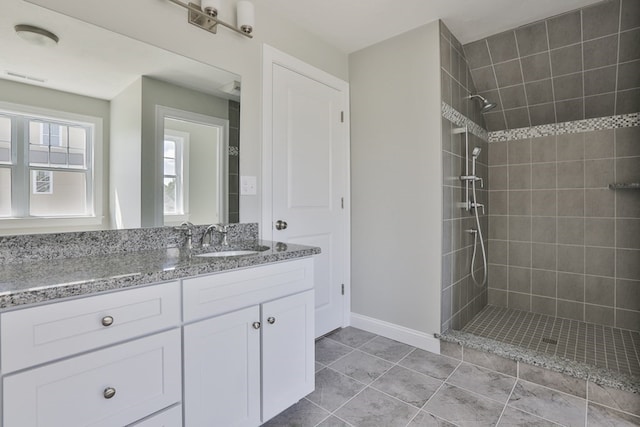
[462,305,640,378]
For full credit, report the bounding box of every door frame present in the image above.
[261,44,351,330]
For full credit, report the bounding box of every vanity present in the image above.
[0,225,319,427]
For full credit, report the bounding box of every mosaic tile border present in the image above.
[441,102,489,141]
[489,112,640,142]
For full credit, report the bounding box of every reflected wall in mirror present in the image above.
[0,0,241,235]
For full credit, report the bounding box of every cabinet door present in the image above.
[183,306,261,427]
[3,329,181,427]
[262,290,315,422]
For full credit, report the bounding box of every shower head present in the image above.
[472,147,482,158]
[468,94,497,113]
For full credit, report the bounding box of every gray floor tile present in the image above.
[498,406,561,426]
[316,415,353,427]
[447,363,516,404]
[316,362,325,372]
[307,368,365,412]
[587,403,640,426]
[329,350,393,384]
[335,387,419,427]
[408,411,457,426]
[262,398,330,427]
[424,383,504,426]
[359,336,415,363]
[326,327,377,348]
[371,365,443,408]
[316,338,353,365]
[399,349,460,380]
[508,380,586,427]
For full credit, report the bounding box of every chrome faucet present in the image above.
[175,221,195,249]
[201,224,229,247]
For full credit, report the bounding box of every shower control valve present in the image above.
[471,201,485,214]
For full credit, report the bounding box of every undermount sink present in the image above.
[196,250,262,258]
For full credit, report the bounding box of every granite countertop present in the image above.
[0,240,320,310]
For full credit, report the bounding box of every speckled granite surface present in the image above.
[0,223,259,263]
[0,240,318,309]
[0,223,319,310]
[439,329,640,394]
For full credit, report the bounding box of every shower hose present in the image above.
[470,180,488,287]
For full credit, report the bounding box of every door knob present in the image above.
[275,220,288,230]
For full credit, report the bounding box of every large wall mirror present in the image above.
[0,0,241,235]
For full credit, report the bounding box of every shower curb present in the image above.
[438,329,640,395]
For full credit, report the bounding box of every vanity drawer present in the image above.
[1,281,181,373]
[3,329,182,427]
[182,258,314,322]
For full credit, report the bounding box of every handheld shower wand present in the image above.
[469,146,487,287]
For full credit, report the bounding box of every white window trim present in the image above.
[0,101,104,230]
[163,129,190,218]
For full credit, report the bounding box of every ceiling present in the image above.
[267,0,602,54]
[0,0,240,101]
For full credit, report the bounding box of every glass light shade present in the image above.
[236,1,254,34]
[201,0,221,16]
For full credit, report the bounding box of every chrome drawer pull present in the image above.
[101,316,114,327]
[103,387,116,399]
[267,317,276,324]
[252,321,261,329]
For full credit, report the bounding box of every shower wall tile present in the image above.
[463,1,640,131]
[531,217,556,243]
[547,11,581,49]
[486,121,640,332]
[532,270,557,297]
[440,22,489,332]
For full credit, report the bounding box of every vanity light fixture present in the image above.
[167,0,254,38]
[14,25,59,47]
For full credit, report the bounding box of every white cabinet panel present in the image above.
[262,290,315,422]
[1,281,180,373]
[184,306,261,427]
[182,258,313,322]
[3,329,181,427]
[128,404,182,427]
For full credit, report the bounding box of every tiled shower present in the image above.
[441,0,639,379]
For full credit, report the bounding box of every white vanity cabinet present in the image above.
[3,330,181,427]
[183,258,315,426]
[1,282,183,427]
[0,256,316,427]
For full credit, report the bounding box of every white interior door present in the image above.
[266,50,349,338]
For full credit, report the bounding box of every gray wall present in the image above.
[350,22,442,335]
[487,126,640,332]
[440,23,490,332]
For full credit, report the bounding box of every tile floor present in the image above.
[263,327,640,427]
[462,305,640,378]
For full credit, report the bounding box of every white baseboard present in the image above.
[350,313,441,354]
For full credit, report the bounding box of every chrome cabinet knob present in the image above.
[101,316,114,327]
[252,321,261,329]
[103,387,116,399]
[267,317,276,324]
[275,220,288,230]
